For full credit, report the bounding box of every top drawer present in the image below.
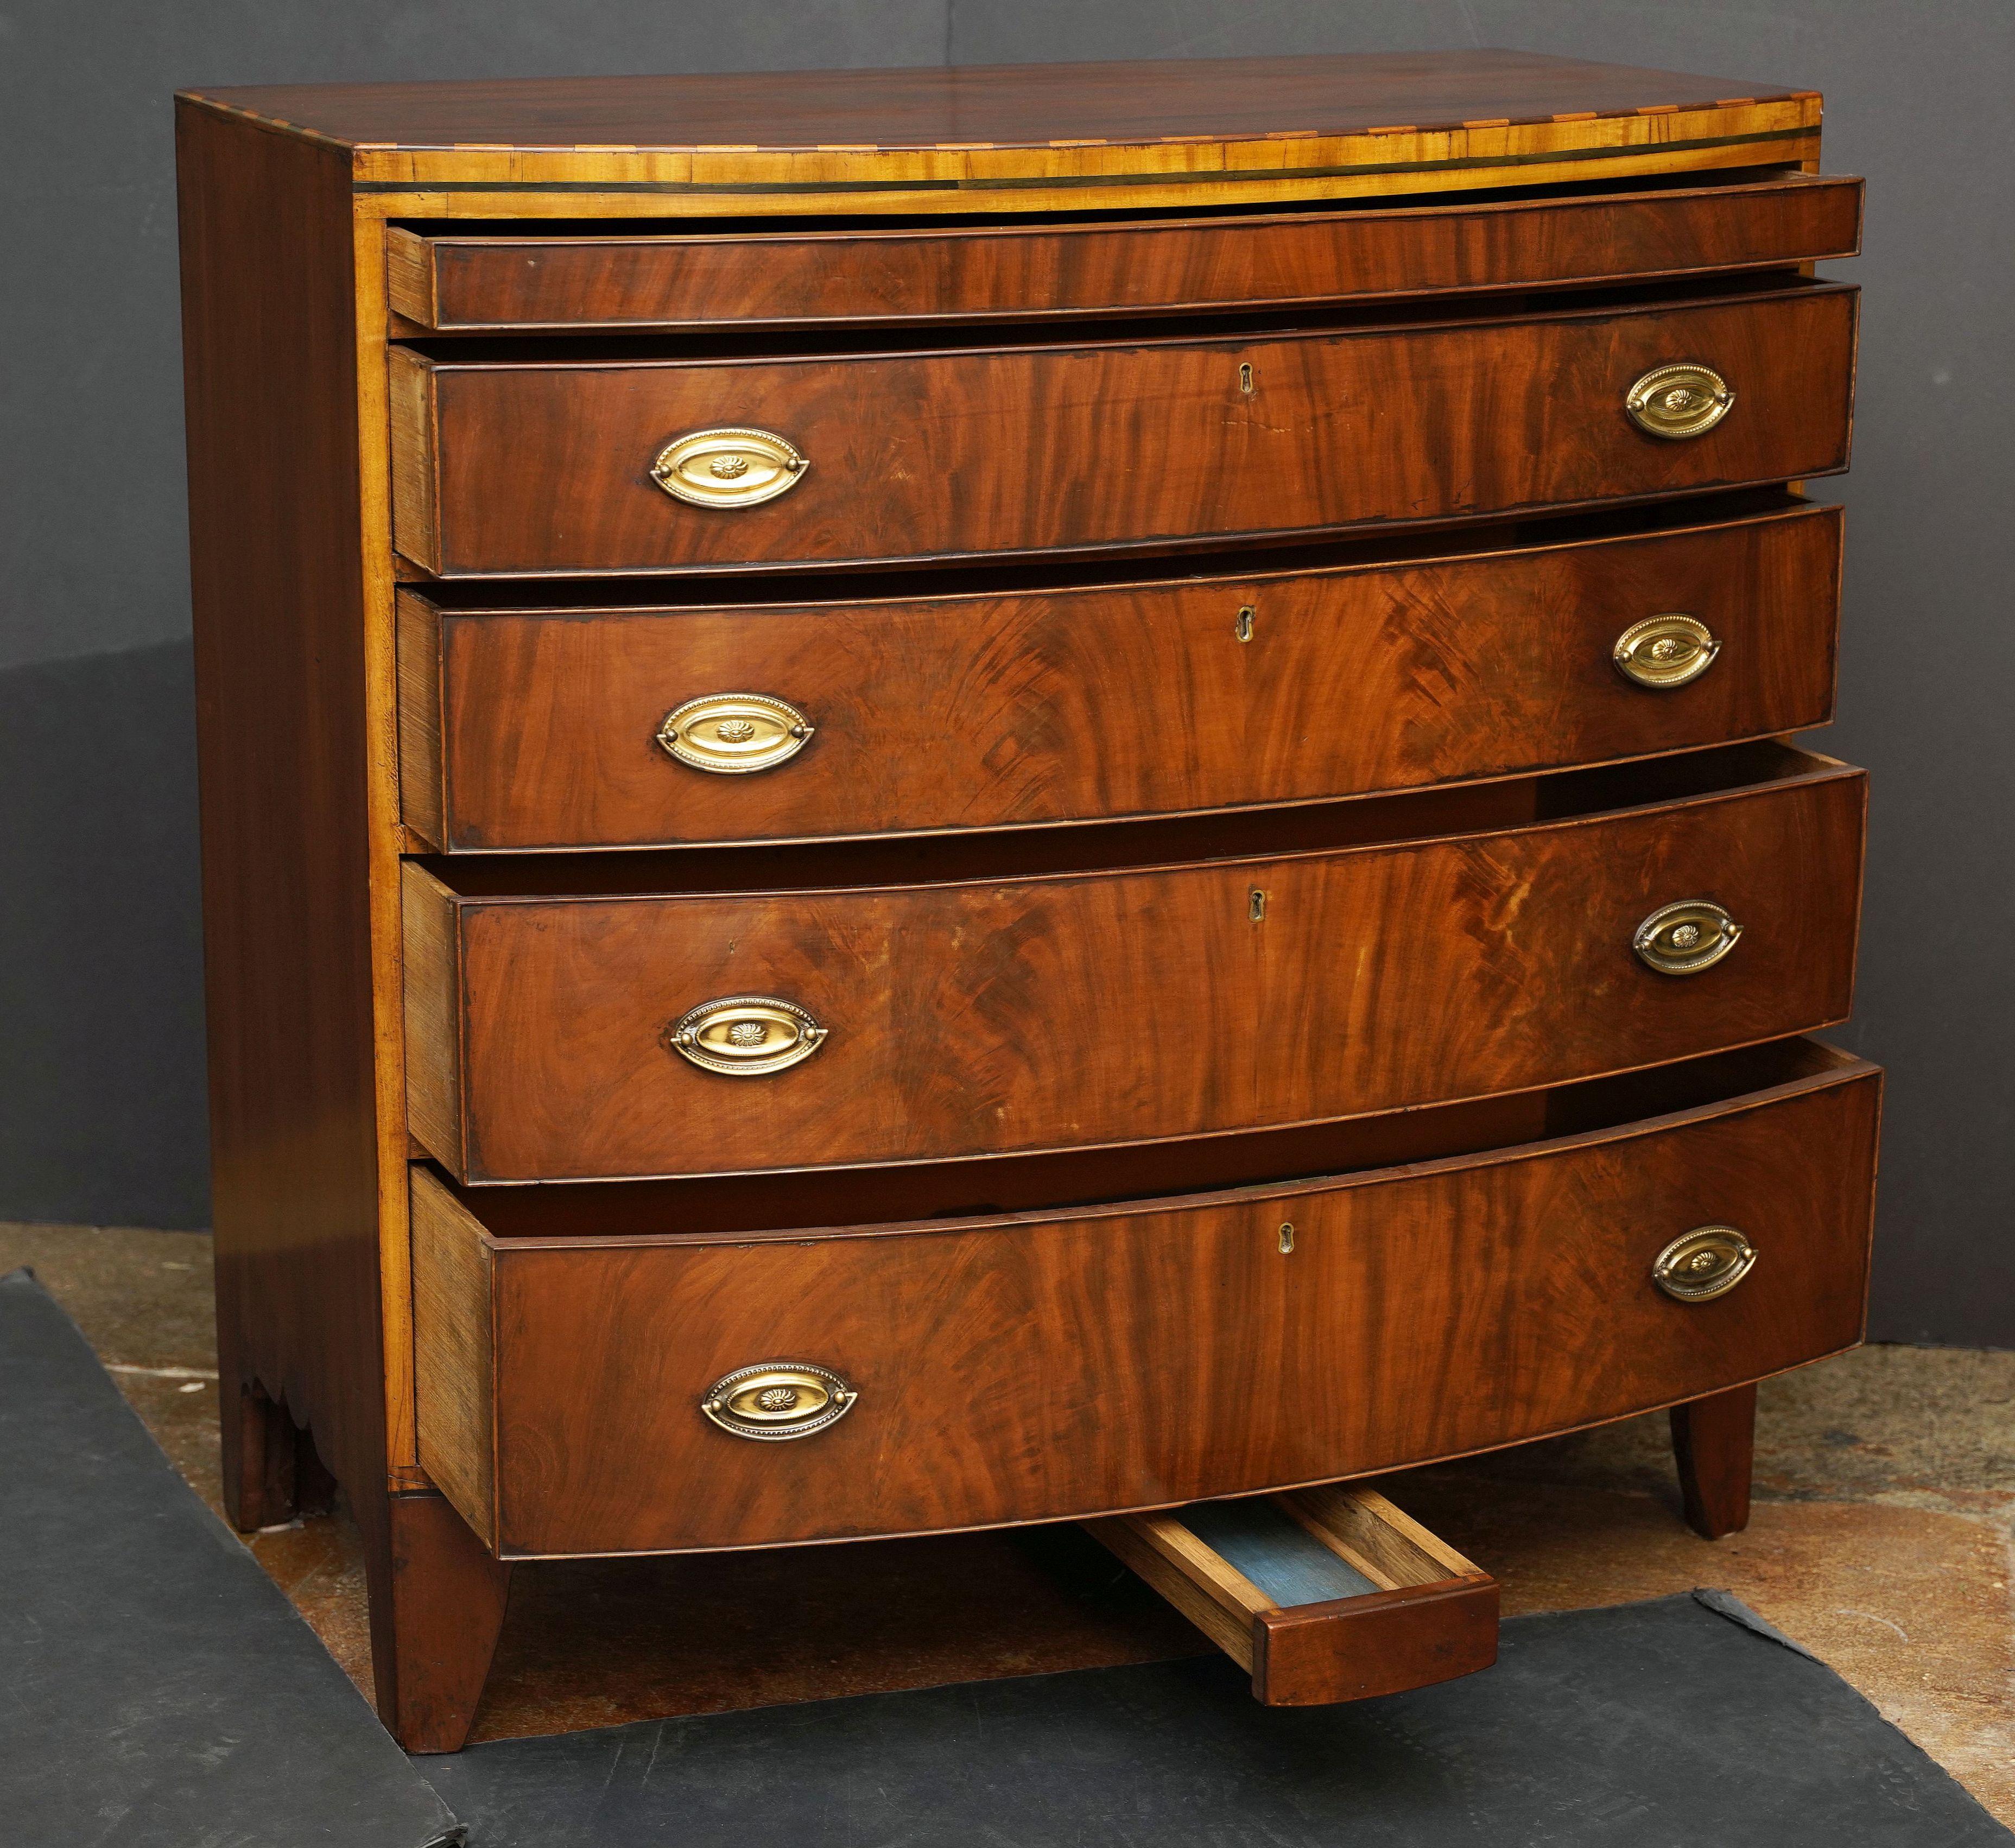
[385,175,1862,332]
[389,283,1856,577]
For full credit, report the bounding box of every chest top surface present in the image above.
[180,50,1820,212]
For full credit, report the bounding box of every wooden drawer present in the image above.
[1089,1488,1498,1706]
[402,741,1864,1184]
[409,1038,1880,1556]
[385,174,1862,332]
[400,498,1839,852]
[388,283,1856,576]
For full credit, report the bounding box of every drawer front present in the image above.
[403,756,1865,1182]
[390,285,1856,576]
[410,1055,1880,1555]
[402,502,1840,851]
[387,175,1862,332]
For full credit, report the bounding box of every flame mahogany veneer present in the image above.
[176,52,1872,1751]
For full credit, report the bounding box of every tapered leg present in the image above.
[1670,1382,1758,1540]
[360,1490,515,1753]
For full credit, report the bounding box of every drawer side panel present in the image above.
[410,1171,498,1546]
[400,865,466,1172]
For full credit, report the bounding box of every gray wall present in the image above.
[3,3,2008,1343]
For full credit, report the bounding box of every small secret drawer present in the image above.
[1087,1488,1498,1706]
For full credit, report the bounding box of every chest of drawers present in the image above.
[176,50,1875,1752]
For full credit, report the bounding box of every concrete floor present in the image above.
[6,1220,2011,1820]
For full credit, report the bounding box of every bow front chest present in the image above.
[176,49,1875,1750]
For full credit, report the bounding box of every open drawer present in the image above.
[1088,1487,1497,1705]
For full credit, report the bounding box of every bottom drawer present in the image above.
[411,1037,1880,1559]
[1088,1487,1498,1706]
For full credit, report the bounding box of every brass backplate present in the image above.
[1613,613,1721,689]
[1652,1226,1757,1302]
[651,427,808,507]
[700,1362,858,1441]
[658,692,814,773]
[666,994,828,1076]
[1633,899,1743,976]
[1625,363,1734,440]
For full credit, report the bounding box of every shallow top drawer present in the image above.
[390,282,1856,577]
[385,175,1862,333]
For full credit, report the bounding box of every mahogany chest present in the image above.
[175,50,1875,1750]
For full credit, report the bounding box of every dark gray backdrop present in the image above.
[3,3,2008,1344]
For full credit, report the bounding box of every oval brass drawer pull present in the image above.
[1625,363,1734,439]
[657,693,814,773]
[650,427,808,507]
[701,1362,857,1440]
[1652,1226,1757,1302]
[1613,614,1720,689]
[667,995,828,1075]
[1633,899,1742,976]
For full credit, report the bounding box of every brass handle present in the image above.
[1633,900,1742,976]
[650,427,808,507]
[667,995,827,1076]
[1652,1227,1757,1302]
[1613,614,1720,689]
[701,1363,857,1441]
[657,693,814,773]
[1625,363,1734,439]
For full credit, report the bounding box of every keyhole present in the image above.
[1238,363,1254,395]
[1249,889,1267,922]
[1234,605,1256,643]
[1278,1222,1295,1254]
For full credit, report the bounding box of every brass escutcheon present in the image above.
[1624,363,1735,440]
[1633,900,1743,976]
[700,1362,858,1440]
[1613,614,1721,689]
[650,427,808,507]
[1652,1227,1757,1303]
[666,995,828,1076]
[657,693,815,774]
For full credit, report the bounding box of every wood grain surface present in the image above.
[388,175,1862,332]
[1254,1577,1500,1705]
[179,98,447,1739]
[409,1047,1880,1555]
[186,53,1818,215]
[187,52,1815,156]
[392,283,1858,576]
[404,746,1865,1183]
[176,94,392,1587]
[401,499,1841,851]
